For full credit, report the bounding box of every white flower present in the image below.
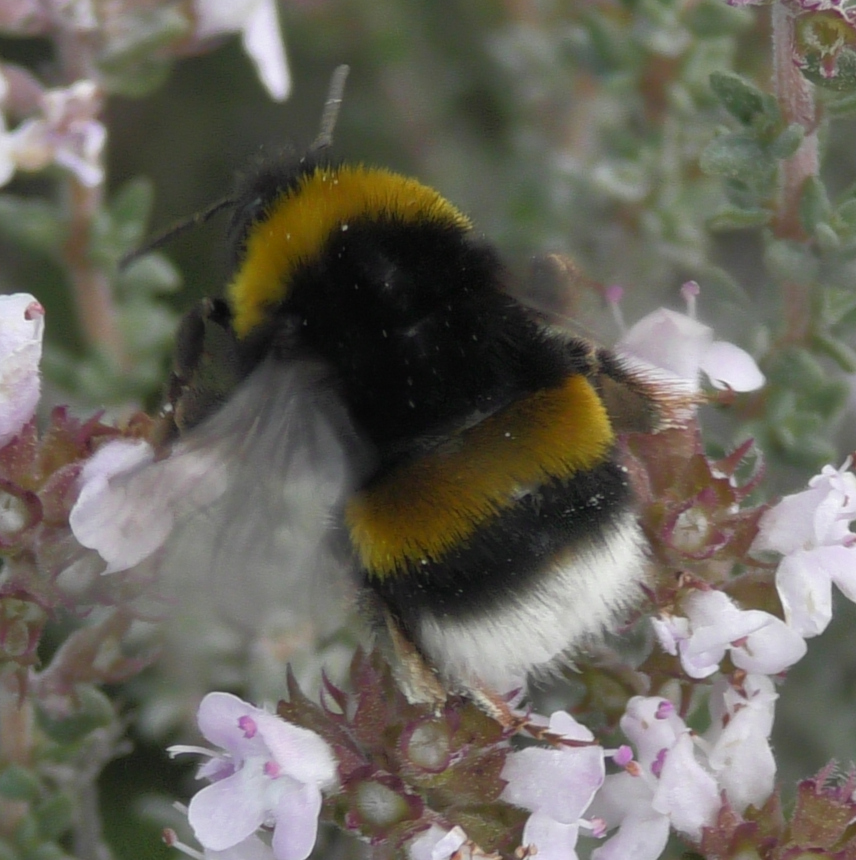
[194,0,290,101]
[617,281,764,394]
[590,698,719,860]
[169,692,337,860]
[704,674,777,812]
[408,825,468,860]
[501,712,605,860]
[69,437,227,574]
[8,80,106,187]
[753,459,856,636]
[0,293,44,447]
[652,588,806,679]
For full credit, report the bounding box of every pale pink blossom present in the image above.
[754,459,856,636]
[704,674,777,812]
[617,282,764,394]
[0,293,44,447]
[7,80,105,187]
[408,825,468,860]
[652,588,806,679]
[502,712,605,860]
[69,437,227,574]
[194,0,290,101]
[70,439,164,573]
[169,692,337,860]
[166,828,276,860]
[590,697,719,860]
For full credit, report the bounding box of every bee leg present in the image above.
[591,346,693,433]
[463,685,528,730]
[378,606,449,712]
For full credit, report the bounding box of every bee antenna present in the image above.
[310,64,350,154]
[118,194,236,271]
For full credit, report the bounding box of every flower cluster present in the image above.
[169,692,338,860]
[591,679,778,860]
[753,459,856,637]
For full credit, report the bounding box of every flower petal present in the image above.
[255,711,337,788]
[617,308,713,388]
[776,549,833,637]
[653,734,719,839]
[502,745,604,823]
[69,439,166,573]
[0,293,44,446]
[521,810,581,860]
[733,616,806,675]
[824,544,856,602]
[196,692,267,760]
[189,772,266,851]
[204,834,275,860]
[706,676,776,811]
[270,781,323,860]
[590,812,669,860]
[407,825,466,860]
[700,341,765,391]
[241,0,290,101]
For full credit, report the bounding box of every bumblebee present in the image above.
[136,67,678,709]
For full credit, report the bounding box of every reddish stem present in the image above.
[771,1,819,342]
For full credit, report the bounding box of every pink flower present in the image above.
[0,293,44,447]
[590,697,719,860]
[407,825,468,860]
[169,692,338,860]
[501,712,605,860]
[8,80,105,188]
[69,440,161,573]
[753,459,856,636]
[617,282,764,394]
[68,436,228,574]
[652,588,806,679]
[193,0,290,101]
[705,674,777,812]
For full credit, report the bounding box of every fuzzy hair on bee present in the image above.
[119,66,685,712]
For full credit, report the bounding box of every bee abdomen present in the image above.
[345,371,645,690]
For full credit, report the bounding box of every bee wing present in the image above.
[79,358,371,638]
[169,357,373,634]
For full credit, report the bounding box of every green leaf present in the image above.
[822,87,856,117]
[815,222,840,251]
[686,0,753,38]
[799,176,832,235]
[96,8,189,98]
[811,331,856,372]
[769,123,805,160]
[36,687,114,745]
[821,287,856,326]
[709,72,778,126]
[117,253,181,297]
[24,844,71,860]
[111,177,154,233]
[700,132,776,192]
[708,206,771,230]
[836,198,856,228]
[0,195,65,254]
[0,766,39,802]
[764,239,819,284]
[34,796,73,842]
[89,177,155,267]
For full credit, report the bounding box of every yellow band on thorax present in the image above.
[228,165,472,337]
[346,374,614,579]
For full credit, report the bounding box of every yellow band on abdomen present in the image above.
[346,373,614,579]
